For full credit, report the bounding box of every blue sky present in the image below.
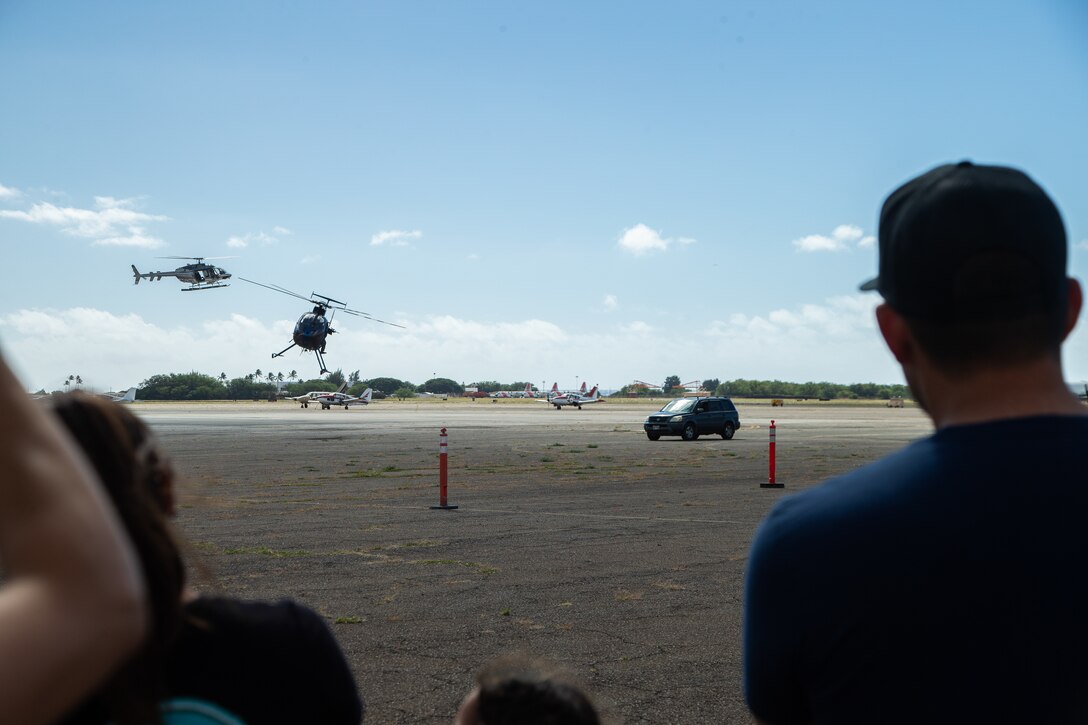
[2,1,1086,392]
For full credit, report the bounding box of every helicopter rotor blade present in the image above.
[158,255,237,261]
[311,292,347,308]
[238,277,314,304]
[339,309,406,329]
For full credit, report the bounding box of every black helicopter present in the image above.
[240,278,405,374]
[132,257,233,291]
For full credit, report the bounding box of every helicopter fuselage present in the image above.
[292,310,332,352]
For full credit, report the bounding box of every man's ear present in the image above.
[1062,278,1083,341]
[876,303,914,365]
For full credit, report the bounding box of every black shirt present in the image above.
[63,596,364,724]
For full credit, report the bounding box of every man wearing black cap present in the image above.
[743,162,1088,724]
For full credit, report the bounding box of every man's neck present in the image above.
[918,357,1088,429]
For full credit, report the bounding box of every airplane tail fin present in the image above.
[337,381,348,393]
[360,388,372,404]
[587,385,599,399]
[132,265,141,285]
[119,387,137,403]
[580,382,587,394]
[524,382,532,397]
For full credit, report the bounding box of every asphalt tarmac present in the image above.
[136,398,933,724]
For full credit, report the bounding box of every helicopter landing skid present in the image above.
[272,342,297,359]
[182,284,230,291]
[273,343,329,375]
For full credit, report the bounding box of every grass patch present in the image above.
[653,581,687,591]
[401,540,443,548]
[587,444,599,449]
[500,608,511,616]
[335,616,364,624]
[549,442,564,447]
[615,589,643,602]
[224,547,311,557]
[349,465,403,478]
[411,559,497,575]
[540,457,554,463]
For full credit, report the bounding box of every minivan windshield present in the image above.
[660,399,696,414]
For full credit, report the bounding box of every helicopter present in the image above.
[132,257,233,291]
[240,278,405,374]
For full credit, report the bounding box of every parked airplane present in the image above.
[547,385,602,410]
[539,381,585,401]
[288,382,348,408]
[312,388,373,410]
[101,387,137,403]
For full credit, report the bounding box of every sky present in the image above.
[2,1,1087,393]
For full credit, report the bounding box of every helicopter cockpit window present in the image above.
[297,314,326,336]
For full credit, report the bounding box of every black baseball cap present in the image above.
[860,161,1067,322]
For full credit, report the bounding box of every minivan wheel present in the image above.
[682,423,699,441]
[721,422,735,440]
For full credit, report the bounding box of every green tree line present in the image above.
[133,370,472,400]
[130,371,906,401]
[615,377,909,400]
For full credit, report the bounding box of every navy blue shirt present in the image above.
[744,416,1088,724]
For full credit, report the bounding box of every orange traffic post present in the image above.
[431,427,459,510]
[761,419,784,489]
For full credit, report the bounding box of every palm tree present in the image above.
[254,368,262,380]
[266,372,275,384]
[276,372,285,384]
[65,375,73,391]
[289,370,298,383]
[219,372,227,385]
[75,375,83,388]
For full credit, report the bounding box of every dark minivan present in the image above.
[643,397,740,441]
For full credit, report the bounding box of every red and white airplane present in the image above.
[545,384,602,410]
[312,387,373,410]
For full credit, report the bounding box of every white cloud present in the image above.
[619,321,653,335]
[617,223,696,256]
[92,227,166,249]
[14,288,1083,390]
[793,234,846,252]
[1076,239,1088,251]
[0,183,21,199]
[273,226,292,235]
[371,229,422,246]
[603,294,618,311]
[226,230,279,249]
[832,224,863,242]
[793,224,874,253]
[0,196,169,245]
